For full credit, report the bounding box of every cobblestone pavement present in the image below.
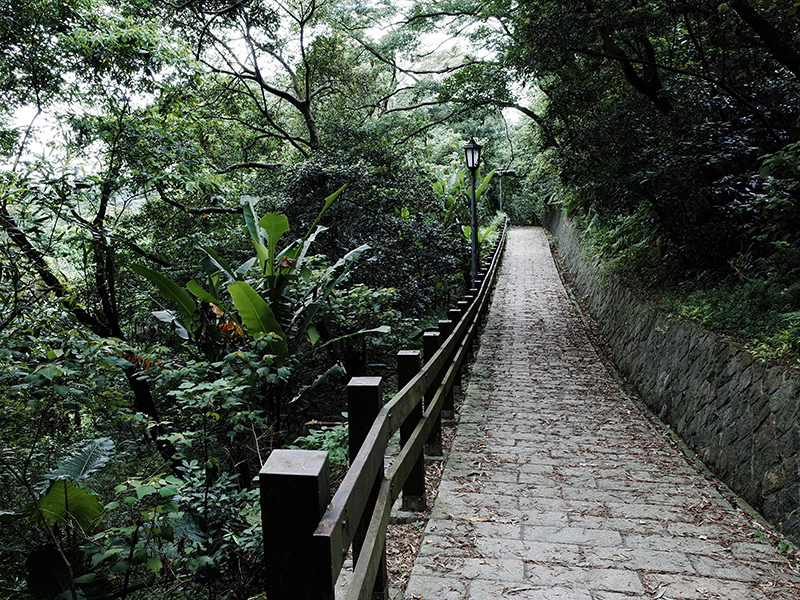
[404,227,800,599]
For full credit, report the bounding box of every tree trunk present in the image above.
[300,102,321,151]
[729,0,800,80]
[598,29,672,114]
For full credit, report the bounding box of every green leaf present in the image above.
[307,325,320,345]
[304,184,346,239]
[290,364,345,405]
[37,366,61,381]
[38,438,115,492]
[152,310,190,340]
[235,256,258,276]
[136,485,157,499]
[132,264,197,321]
[228,281,288,361]
[253,240,270,276]
[158,485,179,497]
[146,556,163,574]
[291,245,370,338]
[187,280,220,305]
[476,169,496,200]
[33,480,103,531]
[241,195,264,246]
[198,245,236,282]
[257,213,290,277]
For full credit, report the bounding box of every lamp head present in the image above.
[463,137,482,172]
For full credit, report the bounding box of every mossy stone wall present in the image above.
[546,212,800,542]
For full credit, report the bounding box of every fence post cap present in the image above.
[260,448,329,477]
[398,349,421,357]
[347,376,383,388]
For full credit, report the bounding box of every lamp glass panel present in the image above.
[463,139,482,170]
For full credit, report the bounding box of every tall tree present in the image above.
[1,0,196,457]
[154,0,399,160]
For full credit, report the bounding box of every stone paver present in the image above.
[404,227,800,599]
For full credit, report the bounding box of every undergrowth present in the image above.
[569,205,800,367]
[657,282,800,366]
[288,417,349,486]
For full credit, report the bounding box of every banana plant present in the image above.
[132,185,382,365]
[432,167,496,228]
[432,168,467,226]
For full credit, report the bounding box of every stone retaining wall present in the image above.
[546,211,800,542]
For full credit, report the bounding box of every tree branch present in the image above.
[571,45,784,141]
[154,185,242,215]
[401,9,479,26]
[392,105,473,146]
[598,28,672,114]
[498,102,559,148]
[69,210,173,267]
[728,0,800,80]
[214,161,285,174]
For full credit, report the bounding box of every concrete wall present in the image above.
[546,212,800,542]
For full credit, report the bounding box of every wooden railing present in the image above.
[259,220,508,600]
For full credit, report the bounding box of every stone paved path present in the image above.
[404,227,800,599]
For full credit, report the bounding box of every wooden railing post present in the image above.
[457,298,470,310]
[348,377,388,600]
[447,308,464,390]
[397,350,425,512]
[461,296,476,355]
[437,319,455,419]
[422,331,443,457]
[260,449,330,600]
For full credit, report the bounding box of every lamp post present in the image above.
[497,170,504,212]
[496,169,517,215]
[463,137,482,287]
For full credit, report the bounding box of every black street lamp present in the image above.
[496,169,517,214]
[463,137,482,287]
[497,170,505,212]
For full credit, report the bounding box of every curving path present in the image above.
[404,227,800,600]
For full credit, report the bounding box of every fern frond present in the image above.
[37,437,115,492]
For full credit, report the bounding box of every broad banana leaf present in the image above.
[258,213,290,277]
[132,264,197,322]
[32,480,103,531]
[228,281,288,362]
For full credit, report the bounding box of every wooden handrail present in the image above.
[260,220,508,600]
